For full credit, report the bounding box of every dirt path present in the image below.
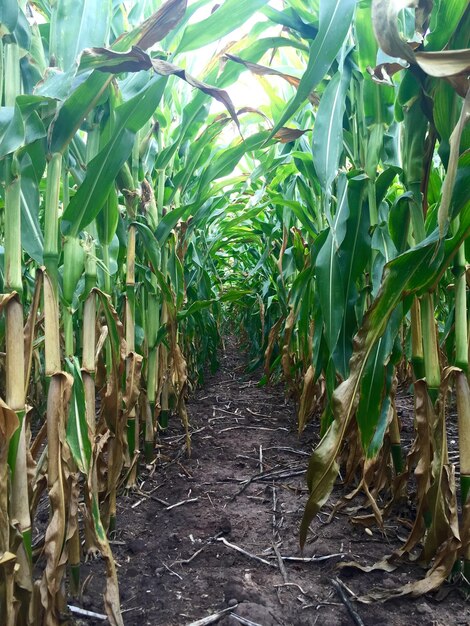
[81,338,469,626]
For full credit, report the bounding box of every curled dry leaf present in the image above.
[371,0,470,95]
[168,314,191,453]
[264,316,285,383]
[152,58,240,129]
[438,87,470,236]
[0,399,19,554]
[371,0,417,65]
[115,0,188,51]
[136,0,187,50]
[40,372,74,625]
[224,53,319,105]
[274,127,311,143]
[281,307,296,393]
[79,47,240,130]
[297,365,315,435]
[340,371,466,601]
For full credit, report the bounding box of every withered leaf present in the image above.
[274,127,310,143]
[225,53,319,105]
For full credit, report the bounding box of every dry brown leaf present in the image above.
[297,366,315,435]
[40,372,74,624]
[224,53,319,105]
[372,0,417,64]
[281,307,296,393]
[264,316,285,383]
[152,58,240,130]
[129,0,187,50]
[438,86,470,234]
[0,399,19,623]
[274,127,310,143]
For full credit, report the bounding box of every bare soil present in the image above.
[77,337,470,626]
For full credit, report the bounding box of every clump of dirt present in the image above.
[77,338,469,626]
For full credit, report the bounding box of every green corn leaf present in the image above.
[50,71,115,154]
[176,0,269,54]
[61,76,166,236]
[312,56,351,196]
[155,205,191,246]
[0,105,24,159]
[96,185,120,246]
[334,175,370,377]
[0,0,18,33]
[65,357,92,474]
[131,222,175,308]
[356,309,400,455]
[389,192,412,254]
[198,132,272,195]
[94,288,126,374]
[19,149,44,264]
[262,6,318,39]
[50,0,112,71]
[270,0,356,136]
[11,7,31,50]
[355,2,378,71]
[426,0,469,51]
[316,229,345,355]
[132,222,161,273]
[50,0,187,154]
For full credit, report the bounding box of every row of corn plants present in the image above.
[0,0,306,623]
[189,0,470,601]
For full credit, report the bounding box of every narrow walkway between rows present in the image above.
[81,338,469,626]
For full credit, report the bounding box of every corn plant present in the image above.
[0,0,283,623]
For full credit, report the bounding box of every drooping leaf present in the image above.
[274,127,310,143]
[224,53,319,105]
[371,0,416,64]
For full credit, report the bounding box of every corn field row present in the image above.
[0,0,469,623]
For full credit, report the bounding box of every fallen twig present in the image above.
[263,446,310,457]
[171,544,207,566]
[331,578,365,626]
[166,497,199,511]
[273,544,288,583]
[215,537,276,568]
[269,553,344,563]
[230,614,263,626]
[212,407,243,417]
[231,467,304,500]
[247,408,271,418]
[272,486,277,537]
[68,605,107,620]
[162,561,183,580]
[275,582,310,596]
[219,426,289,434]
[186,605,237,626]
